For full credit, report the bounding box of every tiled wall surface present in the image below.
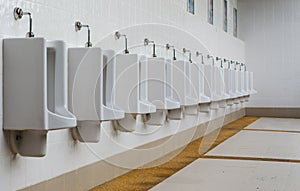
[0,0,243,190]
[238,0,300,107]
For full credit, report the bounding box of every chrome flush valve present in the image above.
[216,57,223,68]
[75,21,92,47]
[14,7,34,38]
[207,54,215,66]
[166,44,177,60]
[235,61,240,70]
[144,38,157,57]
[115,31,129,54]
[183,48,192,63]
[224,59,230,68]
[196,51,205,64]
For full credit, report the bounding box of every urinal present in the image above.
[240,70,251,103]
[3,38,77,157]
[244,71,250,94]
[236,70,243,97]
[249,72,258,94]
[238,71,245,103]
[230,69,240,104]
[223,68,234,106]
[142,57,180,125]
[240,71,247,95]
[196,63,211,113]
[171,60,198,116]
[235,70,244,104]
[229,69,238,99]
[188,61,203,115]
[166,59,183,120]
[68,48,124,142]
[243,71,251,102]
[214,67,225,100]
[113,54,156,131]
[204,64,221,110]
[190,62,211,113]
[216,67,229,108]
[223,60,235,106]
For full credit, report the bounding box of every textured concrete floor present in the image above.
[90,117,259,191]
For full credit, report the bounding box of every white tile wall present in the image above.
[238,0,300,107]
[0,0,243,190]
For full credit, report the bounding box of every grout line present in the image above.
[241,128,300,134]
[201,155,300,163]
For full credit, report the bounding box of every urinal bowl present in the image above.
[3,38,76,156]
[68,48,125,142]
[114,54,156,131]
[143,57,180,125]
[198,64,211,108]
[234,71,244,98]
[173,60,199,115]
[214,67,226,101]
[249,72,258,95]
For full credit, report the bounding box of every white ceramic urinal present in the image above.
[216,67,229,108]
[244,71,250,94]
[224,68,234,106]
[102,50,126,119]
[234,70,244,104]
[68,48,124,142]
[190,61,213,113]
[3,38,76,157]
[240,71,247,96]
[142,57,180,125]
[243,71,250,102]
[238,71,245,103]
[114,54,156,131]
[190,62,202,106]
[239,70,249,103]
[230,69,238,99]
[237,70,245,97]
[197,63,211,113]
[249,72,258,94]
[186,61,200,115]
[204,64,220,110]
[166,59,183,120]
[171,60,198,116]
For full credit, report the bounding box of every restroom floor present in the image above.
[91,117,300,191]
[90,116,259,191]
[150,117,300,191]
[149,158,300,191]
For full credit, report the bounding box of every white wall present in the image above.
[0,0,244,190]
[238,0,300,107]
